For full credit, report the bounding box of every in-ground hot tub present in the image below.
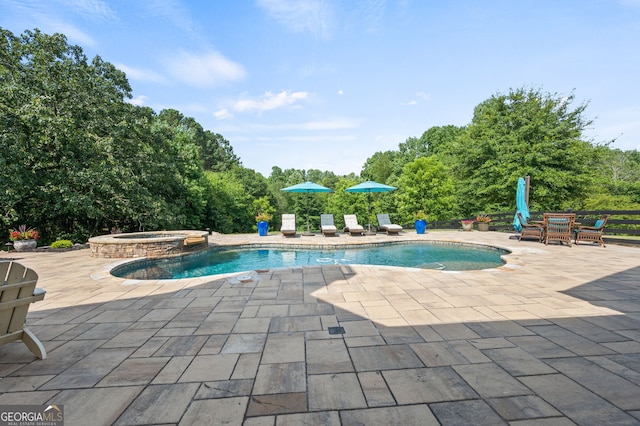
[88,230,209,258]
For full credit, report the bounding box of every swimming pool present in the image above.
[111,242,509,280]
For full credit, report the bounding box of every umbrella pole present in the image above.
[307,193,310,232]
[366,192,374,235]
[368,193,371,232]
[303,192,314,236]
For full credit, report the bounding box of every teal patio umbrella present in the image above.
[281,181,332,235]
[345,181,397,234]
[513,177,530,232]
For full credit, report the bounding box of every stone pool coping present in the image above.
[107,237,517,282]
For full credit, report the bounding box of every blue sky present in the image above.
[2,0,639,177]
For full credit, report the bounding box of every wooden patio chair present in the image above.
[543,213,576,247]
[0,261,46,359]
[574,214,610,247]
[517,212,544,242]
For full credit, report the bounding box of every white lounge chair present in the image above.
[376,214,403,235]
[320,214,337,237]
[281,214,297,237]
[343,214,364,236]
[0,261,47,359]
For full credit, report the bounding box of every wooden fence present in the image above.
[426,210,640,245]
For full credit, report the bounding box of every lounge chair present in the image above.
[0,261,47,359]
[574,214,609,247]
[376,213,403,235]
[517,212,544,243]
[543,213,575,247]
[343,214,365,236]
[320,214,337,237]
[280,214,297,237]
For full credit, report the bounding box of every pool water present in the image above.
[112,242,508,280]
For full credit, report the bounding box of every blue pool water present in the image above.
[112,242,508,280]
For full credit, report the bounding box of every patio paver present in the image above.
[1,230,640,425]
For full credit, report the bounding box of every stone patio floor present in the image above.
[1,230,640,425]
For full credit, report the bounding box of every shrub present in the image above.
[50,240,74,249]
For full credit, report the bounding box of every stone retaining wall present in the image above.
[88,231,209,258]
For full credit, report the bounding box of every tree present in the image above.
[0,28,220,241]
[361,151,398,183]
[396,157,456,222]
[203,169,261,233]
[590,147,640,204]
[450,87,598,213]
[0,28,134,240]
[326,177,368,229]
[398,125,465,161]
[200,131,240,171]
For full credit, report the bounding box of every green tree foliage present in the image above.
[200,132,239,171]
[156,108,240,172]
[1,28,133,240]
[0,28,249,242]
[590,147,640,203]
[252,196,275,222]
[449,87,598,213]
[398,125,465,162]
[326,177,368,229]
[203,170,254,233]
[361,151,398,183]
[396,157,456,222]
[3,25,636,242]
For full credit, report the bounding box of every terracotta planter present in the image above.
[13,239,37,251]
[477,222,490,232]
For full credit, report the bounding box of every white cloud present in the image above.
[228,118,359,130]
[164,51,246,88]
[249,135,356,143]
[618,0,640,8]
[214,108,233,120]
[300,119,357,130]
[143,0,199,39]
[356,0,386,33]
[256,0,334,38]
[337,89,344,95]
[65,0,115,19]
[127,95,148,106]
[231,91,310,113]
[44,20,97,47]
[115,63,165,83]
[406,91,431,105]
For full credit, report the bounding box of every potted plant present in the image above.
[255,212,272,236]
[413,210,428,234]
[461,219,474,231]
[9,225,40,251]
[475,213,491,232]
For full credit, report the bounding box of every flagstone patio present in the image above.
[1,230,640,425]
